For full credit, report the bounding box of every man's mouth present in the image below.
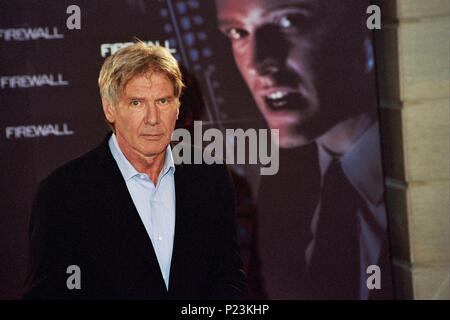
[141,133,163,139]
[263,89,306,111]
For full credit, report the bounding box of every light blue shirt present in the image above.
[108,134,176,289]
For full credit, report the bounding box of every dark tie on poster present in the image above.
[308,158,364,299]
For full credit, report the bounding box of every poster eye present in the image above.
[227,28,248,40]
[279,16,292,28]
[277,13,307,31]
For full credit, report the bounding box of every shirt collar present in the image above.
[108,133,175,182]
[317,122,384,206]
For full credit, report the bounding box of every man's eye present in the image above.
[130,100,142,107]
[279,16,293,28]
[277,14,307,31]
[158,98,170,105]
[226,28,248,41]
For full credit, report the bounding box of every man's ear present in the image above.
[102,98,116,124]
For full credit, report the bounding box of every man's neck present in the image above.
[116,134,166,185]
[316,113,375,156]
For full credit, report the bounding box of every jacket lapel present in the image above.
[94,135,168,295]
[168,162,193,293]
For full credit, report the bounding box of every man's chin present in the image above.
[138,144,168,158]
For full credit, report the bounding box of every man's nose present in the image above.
[144,104,160,125]
[249,25,287,76]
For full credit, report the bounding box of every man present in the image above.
[216,0,392,299]
[23,43,247,299]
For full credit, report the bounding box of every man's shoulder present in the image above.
[40,136,111,189]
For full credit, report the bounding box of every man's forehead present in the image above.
[216,0,316,15]
[217,0,360,27]
[216,0,350,33]
[123,73,174,96]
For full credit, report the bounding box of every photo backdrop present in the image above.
[0,0,393,299]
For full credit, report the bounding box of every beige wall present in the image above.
[376,0,450,299]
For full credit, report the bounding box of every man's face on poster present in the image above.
[216,0,368,148]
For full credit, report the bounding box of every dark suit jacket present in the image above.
[23,134,248,299]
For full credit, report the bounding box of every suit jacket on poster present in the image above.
[256,143,321,299]
[23,134,248,300]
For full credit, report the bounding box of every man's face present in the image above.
[216,0,367,148]
[103,72,179,158]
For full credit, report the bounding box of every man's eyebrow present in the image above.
[265,2,316,15]
[217,2,316,29]
[154,95,174,100]
[125,96,146,102]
